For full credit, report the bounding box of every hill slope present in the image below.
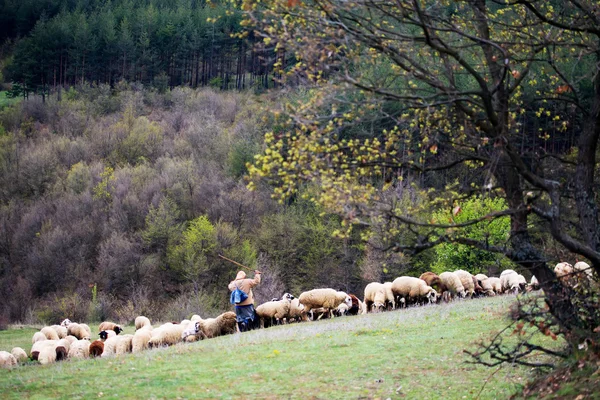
[0,295,560,399]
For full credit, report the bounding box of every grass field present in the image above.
[0,295,561,399]
[0,91,19,109]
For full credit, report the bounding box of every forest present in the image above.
[1,1,600,391]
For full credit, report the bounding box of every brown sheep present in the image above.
[419,272,447,302]
[89,340,104,358]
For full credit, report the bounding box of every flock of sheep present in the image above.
[0,261,596,369]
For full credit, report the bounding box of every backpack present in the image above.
[230,282,249,305]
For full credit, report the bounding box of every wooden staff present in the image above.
[218,254,261,273]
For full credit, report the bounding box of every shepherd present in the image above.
[228,269,261,332]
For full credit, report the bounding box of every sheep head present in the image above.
[114,326,123,335]
[60,319,72,327]
[281,293,295,302]
[99,331,109,341]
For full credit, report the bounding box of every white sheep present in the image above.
[115,334,134,355]
[60,318,72,327]
[196,311,237,339]
[132,327,153,352]
[487,277,503,294]
[500,270,525,294]
[135,316,151,330]
[574,261,594,282]
[0,351,17,369]
[11,347,28,363]
[554,262,574,285]
[287,298,308,322]
[298,289,352,320]
[439,272,466,300]
[67,323,91,340]
[148,323,186,348]
[454,270,475,297]
[50,325,68,339]
[80,323,92,337]
[478,278,496,296]
[190,314,201,322]
[391,276,438,305]
[67,340,90,359]
[256,293,294,328]
[99,330,117,341]
[63,335,78,345]
[40,326,60,341]
[38,342,58,365]
[382,282,396,310]
[101,336,120,357]
[32,331,47,344]
[363,282,387,312]
[31,340,56,361]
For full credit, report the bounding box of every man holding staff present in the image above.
[224,255,261,332]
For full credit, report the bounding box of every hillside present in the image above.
[0,296,560,399]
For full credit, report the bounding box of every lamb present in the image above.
[454,270,476,297]
[256,293,294,328]
[99,330,117,341]
[40,326,60,341]
[32,331,47,344]
[135,316,151,330]
[98,322,123,334]
[439,272,466,301]
[67,340,90,359]
[11,347,28,363]
[67,323,91,340]
[419,272,447,301]
[363,282,388,313]
[196,311,237,339]
[0,351,18,368]
[55,339,71,361]
[333,303,349,317]
[89,340,104,357]
[487,277,503,294]
[50,325,68,339]
[298,288,352,319]
[31,340,56,361]
[148,323,186,348]
[391,276,438,306]
[132,327,153,353]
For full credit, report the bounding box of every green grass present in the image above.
[0,296,561,399]
[0,91,20,109]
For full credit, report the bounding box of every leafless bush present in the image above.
[254,254,286,304]
[21,97,48,123]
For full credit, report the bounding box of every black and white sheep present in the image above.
[98,322,123,335]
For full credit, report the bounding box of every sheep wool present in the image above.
[148,323,186,348]
[299,289,352,319]
[68,340,90,359]
[197,311,237,339]
[574,261,594,281]
[529,275,540,291]
[89,340,104,358]
[363,282,387,312]
[132,328,153,352]
[101,336,120,357]
[55,339,71,361]
[190,314,202,323]
[382,282,396,310]
[135,316,152,330]
[32,331,47,344]
[50,325,68,339]
[419,272,446,299]
[0,351,17,369]
[287,298,308,322]
[98,322,123,334]
[99,330,117,341]
[487,277,503,294]
[38,342,58,365]
[454,270,475,297]
[115,335,134,355]
[80,323,92,336]
[63,335,78,345]
[11,347,28,363]
[256,295,293,328]
[479,278,496,296]
[500,270,524,294]
[31,340,57,361]
[439,272,467,300]
[40,326,60,341]
[67,323,91,340]
[391,276,438,305]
